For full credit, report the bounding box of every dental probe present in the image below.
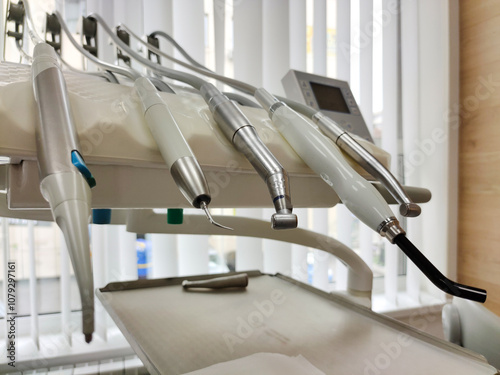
[23,0,95,343]
[128,25,420,218]
[131,26,487,302]
[54,13,230,230]
[91,14,297,230]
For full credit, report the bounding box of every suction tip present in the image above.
[85,333,93,343]
[200,202,233,231]
[400,203,421,217]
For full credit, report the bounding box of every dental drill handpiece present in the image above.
[255,88,487,302]
[89,14,297,229]
[303,108,420,218]
[32,43,95,342]
[200,83,297,229]
[134,78,231,230]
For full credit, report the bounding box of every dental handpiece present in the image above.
[32,43,95,342]
[254,89,486,302]
[122,25,420,219]
[134,78,231,230]
[90,14,297,230]
[303,108,420,217]
[200,83,297,229]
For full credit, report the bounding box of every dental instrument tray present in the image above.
[0,61,430,210]
[97,272,496,375]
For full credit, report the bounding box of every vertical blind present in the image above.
[0,0,458,368]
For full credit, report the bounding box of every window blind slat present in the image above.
[312,209,329,290]
[384,243,399,305]
[91,225,108,341]
[172,0,205,68]
[235,209,263,271]
[213,0,226,76]
[380,0,401,305]
[118,226,138,281]
[177,233,209,276]
[262,209,292,275]
[335,206,351,290]
[401,0,422,302]
[291,208,309,283]
[358,0,373,131]
[233,0,263,86]
[289,0,307,70]
[60,235,72,346]
[336,0,351,81]
[313,0,327,75]
[28,221,39,349]
[143,0,174,69]
[151,234,178,278]
[263,0,290,94]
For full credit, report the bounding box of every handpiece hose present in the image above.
[393,235,487,303]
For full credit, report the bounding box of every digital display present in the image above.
[309,82,350,114]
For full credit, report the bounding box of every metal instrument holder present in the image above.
[3,0,25,61]
[44,13,61,53]
[116,26,131,66]
[81,15,98,57]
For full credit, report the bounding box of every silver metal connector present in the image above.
[377,217,406,244]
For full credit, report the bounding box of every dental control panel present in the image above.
[282,70,374,143]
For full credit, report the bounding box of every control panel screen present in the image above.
[310,82,350,114]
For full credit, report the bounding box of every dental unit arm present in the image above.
[31,43,95,342]
[90,14,297,229]
[125,29,486,302]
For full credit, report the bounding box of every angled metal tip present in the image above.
[200,202,233,231]
[85,333,93,343]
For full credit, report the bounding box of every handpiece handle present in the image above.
[312,112,421,218]
[200,83,297,230]
[32,43,95,342]
[135,77,211,208]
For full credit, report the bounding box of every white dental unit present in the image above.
[0,1,497,374]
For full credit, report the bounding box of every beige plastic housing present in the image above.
[0,62,404,211]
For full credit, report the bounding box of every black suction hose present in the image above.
[393,234,487,303]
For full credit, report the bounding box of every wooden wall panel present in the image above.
[459,1,500,316]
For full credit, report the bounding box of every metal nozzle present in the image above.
[200,201,233,231]
[399,203,421,217]
[85,333,93,343]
